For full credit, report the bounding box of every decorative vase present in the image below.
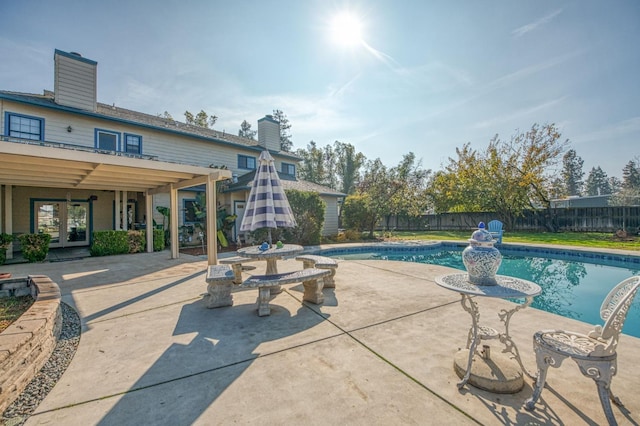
[462,222,502,286]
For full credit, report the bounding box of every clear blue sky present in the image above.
[1,1,639,178]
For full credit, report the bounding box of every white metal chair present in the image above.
[524,276,640,426]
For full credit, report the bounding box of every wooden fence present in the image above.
[381,207,640,233]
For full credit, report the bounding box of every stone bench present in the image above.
[295,255,338,288]
[203,265,236,308]
[218,256,259,284]
[241,268,331,316]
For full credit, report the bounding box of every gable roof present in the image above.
[225,169,345,197]
[0,90,301,161]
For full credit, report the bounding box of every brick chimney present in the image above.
[54,49,97,112]
[258,115,280,151]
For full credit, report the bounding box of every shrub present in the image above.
[90,231,129,256]
[281,190,325,245]
[17,233,51,262]
[342,194,375,232]
[0,233,12,265]
[153,229,165,252]
[128,230,146,253]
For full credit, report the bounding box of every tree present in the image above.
[272,109,293,151]
[611,160,640,209]
[621,160,640,191]
[296,141,326,184]
[334,141,366,194]
[584,166,611,196]
[238,120,257,139]
[561,149,584,196]
[426,123,568,230]
[184,110,217,128]
[354,153,430,237]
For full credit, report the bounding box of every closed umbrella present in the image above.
[239,150,297,246]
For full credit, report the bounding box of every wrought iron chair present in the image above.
[524,276,640,425]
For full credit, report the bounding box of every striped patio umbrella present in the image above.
[239,150,297,245]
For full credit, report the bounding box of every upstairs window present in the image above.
[124,133,142,154]
[238,154,256,170]
[6,112,44,140]
[281,162,296,176]
[95,129,119,151]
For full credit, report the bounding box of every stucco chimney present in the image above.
[258,115,281,151]
[54,49,97,112]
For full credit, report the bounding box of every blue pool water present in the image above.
[321,244,640,338]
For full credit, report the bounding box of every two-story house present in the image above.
[0,49,344,263]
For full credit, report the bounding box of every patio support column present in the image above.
[122,191,128,231]
[145,191,153,253]
[114,190,121,230]
[2,185,12,259]
[206,175,217,265]
[170,184,179,259]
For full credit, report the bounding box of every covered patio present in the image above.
[0,139,231,264]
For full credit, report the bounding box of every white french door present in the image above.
[34,201,90,248]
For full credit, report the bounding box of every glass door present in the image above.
[35,201,89,248]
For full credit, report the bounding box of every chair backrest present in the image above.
[488,220,503,232]
[589,276,640,354]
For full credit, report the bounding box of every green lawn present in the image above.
[380,230,640,251]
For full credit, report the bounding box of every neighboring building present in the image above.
[550,195,612,209]
[0,49,344,260]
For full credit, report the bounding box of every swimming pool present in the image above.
[319,243,640,338]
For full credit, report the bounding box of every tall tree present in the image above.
[272,109,293,151]
[334,141,366,194]
[323,144,338,190]
[296,141,326,184]
[612,159,640,208]
[561,149,584,196]
[238,120,257,139]
[584,166,611,196]
[621,160,640,191]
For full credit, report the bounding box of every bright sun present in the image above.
[329,12,363,47]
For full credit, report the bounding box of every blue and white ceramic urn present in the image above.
[462,222,502,286]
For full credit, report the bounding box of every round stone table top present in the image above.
[435,273,541,298]
[237,244,303,259]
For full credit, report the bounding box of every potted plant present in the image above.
[0,233,13,265]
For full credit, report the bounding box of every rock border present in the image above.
[0,275,62,413]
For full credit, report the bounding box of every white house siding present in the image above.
[54,52,97,112]
[320,196,339,236]
[1,101,104,148]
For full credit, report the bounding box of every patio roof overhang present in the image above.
[0,141,232,192]
[0,141,232,265]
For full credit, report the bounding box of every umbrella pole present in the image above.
[268,229,273,248]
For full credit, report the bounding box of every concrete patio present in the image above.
[2,248,639,425]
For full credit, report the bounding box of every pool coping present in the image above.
[303,240,640,269]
